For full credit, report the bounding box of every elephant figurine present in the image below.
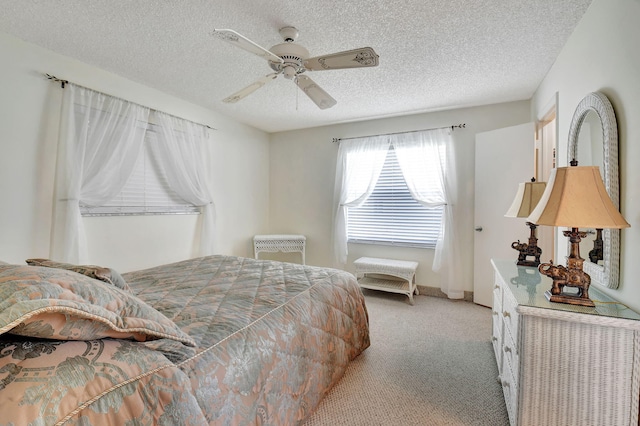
[539,260,593,305]
[538,262,568,295]
[511,240,542,267]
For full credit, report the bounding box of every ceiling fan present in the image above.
[212,26,379,109]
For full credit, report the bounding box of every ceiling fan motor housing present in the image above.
[269,42,309,79]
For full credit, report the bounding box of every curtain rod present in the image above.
[331,123,466,143]
[45,74,217,130]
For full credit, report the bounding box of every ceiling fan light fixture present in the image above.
[283,66,297,80]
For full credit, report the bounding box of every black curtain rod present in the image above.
[332,123,466,143]
[45,74,216,130]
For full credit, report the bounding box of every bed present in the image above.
[0,255,370,425]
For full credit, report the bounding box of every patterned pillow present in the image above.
[25,258,131,292]
[0,264,195,347]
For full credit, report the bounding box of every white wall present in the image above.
[532,0,640,311]
[269,101,531,293]
[0,33,270,272]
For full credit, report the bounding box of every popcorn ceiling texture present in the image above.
[0,0,592,132]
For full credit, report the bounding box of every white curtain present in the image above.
[152,111,216,256]
[332,136,389,265]
[393,128,463,299]
[52,84,150,263]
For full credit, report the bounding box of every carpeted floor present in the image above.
[304,290,510,426]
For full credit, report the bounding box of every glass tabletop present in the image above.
[491,258,640,321]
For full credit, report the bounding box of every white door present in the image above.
[474,123,535,307]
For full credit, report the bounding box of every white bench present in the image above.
[354,257,419,305]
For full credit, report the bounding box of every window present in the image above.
[80,124,199,216]
[347,146,443,248]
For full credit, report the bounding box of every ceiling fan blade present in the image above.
[222,73,279,103]
[295,75,337,109]
[303,47,379,71]
[212,29,284,64]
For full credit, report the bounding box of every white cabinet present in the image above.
[491,259,640,426]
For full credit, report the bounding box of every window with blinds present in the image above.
[347,146,443,248]
[80,128,199,216]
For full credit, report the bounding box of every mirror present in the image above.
[567,92,620,289]
[577,111,604,265]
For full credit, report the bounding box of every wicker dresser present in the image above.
[491,259,640,426]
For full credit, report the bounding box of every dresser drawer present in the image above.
[500,360,518,425]
[502,324,519,389]
[501,284,519,341]
[493,274,504,307]
[492,314,503,373]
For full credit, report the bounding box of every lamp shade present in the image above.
[505,181,547,218]
[527,166,630,229]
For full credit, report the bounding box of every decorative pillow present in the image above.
[0,264,195,347]
[25,258,131,292]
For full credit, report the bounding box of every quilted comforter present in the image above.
[0,255,370,425]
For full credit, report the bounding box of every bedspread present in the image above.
[0,255,369,425]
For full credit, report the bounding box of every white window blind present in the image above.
[347,146,443,248]
[80,127,199,216]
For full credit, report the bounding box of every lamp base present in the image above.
[538,228,595,308]
[511,222,542,267]
[544,289,595,307]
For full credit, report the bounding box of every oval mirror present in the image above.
[567,92,620,289]
[576,110,604,265]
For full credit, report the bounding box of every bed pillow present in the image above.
[25,258,131,292]
[0,264,195,347]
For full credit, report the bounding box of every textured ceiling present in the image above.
[0,0,592,133]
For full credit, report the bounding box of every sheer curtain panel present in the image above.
[52,84,150,263]
[393,129,463,299]
[153,111,216,256]
[332,136,389,265]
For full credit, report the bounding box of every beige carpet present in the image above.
[304,290,510,426]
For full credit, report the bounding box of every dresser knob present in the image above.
[503,311,511,318]
[494,284,500,289]
[504,346,512,353]
[492,336,498,342]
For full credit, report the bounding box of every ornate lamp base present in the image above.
[511,222,542,267]
[538,228,595,308]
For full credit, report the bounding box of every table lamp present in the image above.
[526,162,630,307]
[505,178,546,267]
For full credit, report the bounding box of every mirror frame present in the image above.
[567,92,620,289]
